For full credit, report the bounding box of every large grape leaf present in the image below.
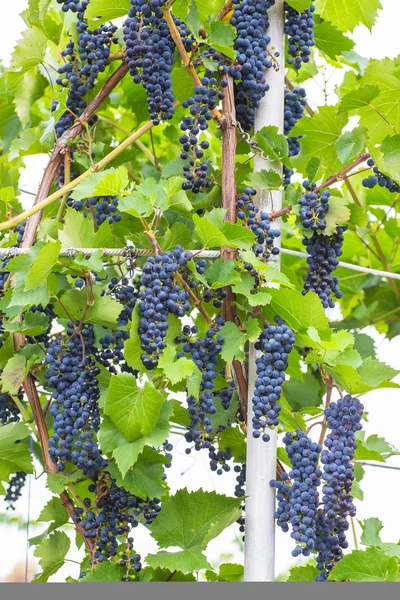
[33,531,70,582]
[263,288,329,332]
[356,59,400,146]
[329,547,398,582]
[10,27,48,72]
[105,374,165,442]
[106,447,169,500]
[314,21,354,60]
[314,0,382,33]
[111,402,172,477]
[85,0,130,26]
[146,550,210,574]
[150,488,241,550]
[0,423,33,494]
[291,106,346,175]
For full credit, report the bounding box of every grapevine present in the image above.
[0,0,396,586]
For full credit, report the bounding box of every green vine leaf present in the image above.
[105,374,165,442]
[329,547,398,582]
[33,531,70,582]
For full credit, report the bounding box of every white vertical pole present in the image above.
[244,0,285,582]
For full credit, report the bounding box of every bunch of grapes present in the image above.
[68,196,121,226]
[270,431,322,557]
[45,322,106,477]
[56,0,81,11]
[234,463,246,536]
[302,226,347,309]
[284,3,315,70]
[208,445,232,475]
[179,79,223,193]
[236,187,280,261]
[123,0,175,124]
[230,0,276,131]
[55,1,116,137]
[362,158,400,194]
[0,392,21,425]
[299,188,331,232]
[5,472,27,510]
[252,317,295,441]
[315,395,364,581]
[138,247,191,369]
[73,479,161,575]
[179,317,225,449]
[283,87,307,185]
[96,278,140,374]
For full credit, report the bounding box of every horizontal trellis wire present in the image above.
[1,246,399,281]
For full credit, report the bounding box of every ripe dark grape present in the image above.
[138,247,191,369]
[123,0,175,124]
[362,158,400,194]
[5,472,27,510]
[299,188,330,232]
[283,87,307,185]
[284,3,315,70]
[236,187,280,262]
[252,317,295,441]
[179,80,221,193]
[302,226,347,309]
[230,0,276,131]
[270,431,322,557]
[315,395,364,580]
[45,322,106,477]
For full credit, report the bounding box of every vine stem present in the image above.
[220,73,249,423]
[314,153,370,194]
[19,62,128,248]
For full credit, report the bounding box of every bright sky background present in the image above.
[0,0,399,583]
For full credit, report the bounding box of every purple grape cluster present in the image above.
[270,431,322,557]
[138,247,191,369]
[180,317,225,449]
[299,188,331,232]
[123,0,175,124]
[45,322,106,477]
[236,187,281,262]
[283,87,307,185]
[302,226,347,309]
[68,196,121,226]
[229,0,277,131]
[5,472,27,510]
[74,480,161,577]
[252,317,295,441]
[315,395,364,581]
[55,1,116,137]
[179,79,223,193]
[284,3,315,70]
[362,158,400,194]
[0,392,21,425]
